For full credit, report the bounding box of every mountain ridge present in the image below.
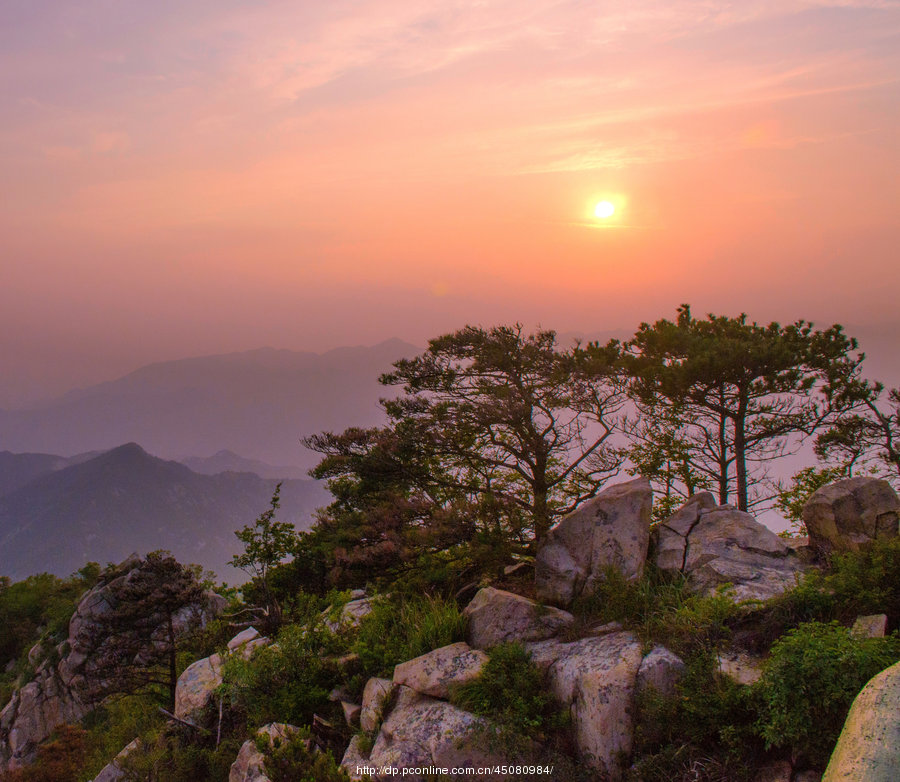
[0,443,329,581]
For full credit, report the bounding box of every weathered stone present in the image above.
[657,502,807,602]
[369,685,510,780]
[323,597,375,632]
[393,642,488,699]
[653,492,717,571]
[717,651,763,686]
[90,738,140,782]
[360,677,395,733]
[1,674,89,769]
[463,587,574,649]
[526,632,643,781]
[637,646,685,697]
[174,653,223,722]
[803,477,900,557]
[536,479,652,606]
[228,627,261,651]
[851,614,888,638]
[342,701,362,727]
[793,772,822,782]
[341,733,371,781]
[823,660,900,782]
[229,723,304,782]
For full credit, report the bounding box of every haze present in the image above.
[2,1,899,406]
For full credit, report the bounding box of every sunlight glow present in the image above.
[594,200,615,219]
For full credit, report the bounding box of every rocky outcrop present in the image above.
[536,478,652,606]
[525,631,645,781]
[357,686,510,781]
[393,643,487,699]
[823,660,900,782]
[654,498,807,601]
[802,477,900,557]
[0,674,89,772]
[463,587,574,649]
[229,723,303,782]
[0,555,225,772]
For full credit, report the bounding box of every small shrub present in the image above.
[452,643,566,736]
[570,566,737,655]
[755,620,900,766]
[628,652,761,782]
[116,729,243,781]
[353,594,466,677]
[265,731,360,782]
[221,618,348,728]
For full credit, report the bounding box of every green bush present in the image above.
[628,652,761,782]
[221,619,348,729]
[452,643,566,736]
[755,620,900,766]
[352,594,466,677]
[753,536,900,649]
[265,731,359,782]
[115,729,243,781]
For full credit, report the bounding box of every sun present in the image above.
[594,200,615,219]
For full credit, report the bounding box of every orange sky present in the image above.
[1,0,899,404]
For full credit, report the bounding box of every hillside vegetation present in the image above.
[2,309,899,781]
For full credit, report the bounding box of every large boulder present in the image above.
[175,627,270,724]
[536,479,652,606]
[525,631,644,781]
[229,723,303,782]
[393,643,487,699]
[361,686,512,780]
[802,477,900,557]
[823,660,900,782]
[462,587,574,649]
[174,653,224,723]
[654,498,807,602]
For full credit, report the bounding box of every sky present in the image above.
[1,0,899,406]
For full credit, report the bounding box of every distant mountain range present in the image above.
[0,339,420,471]
[0,443,330,582]
[181,449,309,479]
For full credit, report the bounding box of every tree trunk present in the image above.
[166,613,177,713]
[717,400,729,505]
[734,399,749,512]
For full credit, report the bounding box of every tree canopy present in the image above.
[619,305,862,511]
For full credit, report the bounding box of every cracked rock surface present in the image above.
[653,495,808,602]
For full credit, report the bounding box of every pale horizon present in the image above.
[3,0,899,406]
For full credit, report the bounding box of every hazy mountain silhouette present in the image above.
[0,339,420,470]
[0,443,329,581]
[180,449,308,479]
